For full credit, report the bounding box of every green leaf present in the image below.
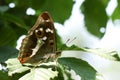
[0,24,17,46]
[102,0,110,6]
[58,57,96,80]
[0,46,18,62]
[64,70,74,80]
[39,0,73,24]
[0,70,10,80]
[112,53,120,61]
[53,64,73,80]
[112,0,120,20]
[5,0,73,24]
[0,13,28,30]
[0,13,27,47]
[81,0,108,37]
[0,6,9,13]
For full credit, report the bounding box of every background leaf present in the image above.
[58,57,96,80]
[0,13,27,47]
[112,0,120,20]
[5,0,73,24]
[0,70,10,80]
[0,46,18,62]
[81,0,108,37]
[38,0,73,24]
[0,6,9,13]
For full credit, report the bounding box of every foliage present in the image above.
[112,0,120,20]
[81,0,108,37]
[58,57,96,80]
[0,0,120,80]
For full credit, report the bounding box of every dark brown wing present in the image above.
[18,12,57,64]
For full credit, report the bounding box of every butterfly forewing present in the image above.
[18,12,59,64]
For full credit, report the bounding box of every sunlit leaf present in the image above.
[19,68,58,80]
[5,58,30,76]
[6,58,58,80]
[62,45,117,60]
[83,48,117,60]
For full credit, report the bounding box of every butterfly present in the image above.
[18,12,61,65]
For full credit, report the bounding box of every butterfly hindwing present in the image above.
[18,12,59,64]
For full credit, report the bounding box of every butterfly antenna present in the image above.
[59,37,77,51]
[66,37,77,45]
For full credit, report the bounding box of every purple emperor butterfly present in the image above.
[18,12,60,64]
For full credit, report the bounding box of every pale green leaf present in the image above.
[6,58,58,80]
[83,48,117,60]
[62,45,117,60]
[5,58,30,76]
[19,68,58,80]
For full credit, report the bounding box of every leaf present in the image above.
[52,65,64,80]
[5,58,30,76]
[0,6,9,13]
[58,57,96,80]
[0,24,17,46]
[96,73,104,80]
[53,64,73,80]
[0,46,18,62]
[0,70,10,80]
[6,58,58,80]
[62,45,117,60]
[112,0,120,20]
[112,53,120,61]
[39,0,73,24]
[0,13,27,47]
[0,13,28,30]
[83,48,117,60]
[6,0,73,24]
[81,0,108,37]
[64,70,74,80]
[101,0,110,6]
[19,68,58,80]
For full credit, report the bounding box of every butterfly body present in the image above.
[18,12,60,64]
